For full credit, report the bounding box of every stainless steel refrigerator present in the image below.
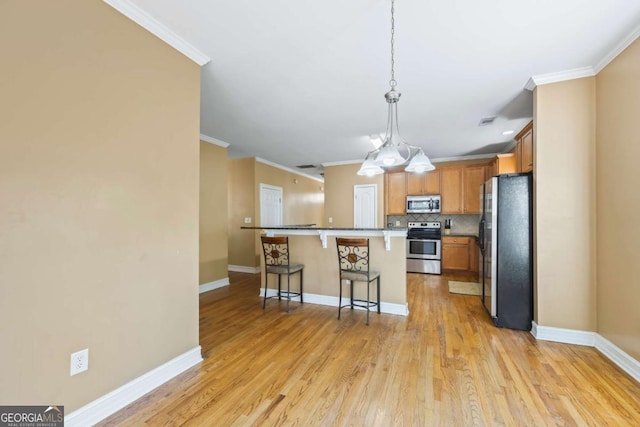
[478,173,533,331]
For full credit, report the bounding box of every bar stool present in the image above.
[336,237,380,325]
[260,235,304,312]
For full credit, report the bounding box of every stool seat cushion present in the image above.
[340,269,380,282]
[266,263,304,275]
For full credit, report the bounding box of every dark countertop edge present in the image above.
[241,226,408,231]
[443,233,479,238]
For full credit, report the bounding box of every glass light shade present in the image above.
[405,149,435,173]
[375,141,405,166]
[357,158,384,176]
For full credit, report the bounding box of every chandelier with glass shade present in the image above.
[357,0,434,177]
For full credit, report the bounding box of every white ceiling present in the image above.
[124,0,640,177]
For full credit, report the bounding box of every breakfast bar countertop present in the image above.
[241,226,407,251]
[241,226,408,231]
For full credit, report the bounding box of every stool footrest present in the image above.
[340,299,379,310]
[266,291,302,300]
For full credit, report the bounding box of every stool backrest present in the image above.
[336,237,370,273]
[261,236,290,267]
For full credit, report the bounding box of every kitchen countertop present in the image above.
[241,226,407,251]
[443,233,478,238]
[241,226,407,231]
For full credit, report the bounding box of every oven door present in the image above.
[406,238,441,260]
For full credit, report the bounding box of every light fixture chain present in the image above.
[390,0,396,88]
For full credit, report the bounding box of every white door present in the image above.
[260,184,283,226]
[354,184,377,228]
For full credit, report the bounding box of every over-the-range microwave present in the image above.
[406,195,441,213]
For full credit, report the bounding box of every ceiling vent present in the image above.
[478,117,496,126]
[296,164,318,169]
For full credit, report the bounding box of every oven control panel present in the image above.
[408,221,441,229]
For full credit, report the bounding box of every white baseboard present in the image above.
[595,334,640,382]
[259,289,409,316]
[199,277,229,294]
[531,322,639,383]
[228,265,260,274]
[530,321,595,346]
[65,346,203,427]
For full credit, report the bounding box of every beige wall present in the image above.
[0,0,200,411]
[227,158,324,268]
[534,78,597,330]
[228,158,256,267]
[324,164,385,228]
[596,38,640,360]
[254,162,324,227]
[200,142,229,284]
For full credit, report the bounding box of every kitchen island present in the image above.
[242,227,409,315]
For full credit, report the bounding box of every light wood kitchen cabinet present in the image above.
[463,166,485,214]
[384,171,407,215]
[406,170,440,195]
[440,167,463,214]
[442,236,478,274]
[515,121,533,172]
[442,236,471,271]
[488,153,516,177]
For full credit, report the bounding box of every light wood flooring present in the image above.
[99,272,640,426]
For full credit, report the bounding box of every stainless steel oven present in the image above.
[406,221,442,274]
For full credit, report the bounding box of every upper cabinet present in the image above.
[462,166,485,214]
[487,153,516,177]
[406,170,440,195]
[384,171,407,215]
[440,166,485,214]
[440,167,463,214]
[384,163,487,215]
[515,121,534,173]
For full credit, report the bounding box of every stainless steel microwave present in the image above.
[406,195,441,213]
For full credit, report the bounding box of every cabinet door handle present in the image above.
[528,162,533,166]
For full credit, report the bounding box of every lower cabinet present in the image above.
[442,236,478,275]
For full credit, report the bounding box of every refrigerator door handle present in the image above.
[478,218,485,253]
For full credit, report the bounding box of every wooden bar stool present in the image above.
[336,237,380,325]
[260,235,304,313]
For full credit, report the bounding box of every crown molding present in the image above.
[324,153,502,168]
[200,134,230,148]
[525,66,595,90]
[594,24,640,73]
[431,153,499,163]
[103,0,210,66]
[525,24,640,90]
[255,157,324,183]
[322,159,363,167]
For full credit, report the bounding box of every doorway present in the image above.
[260,184,283,227]
[354,184,377,228]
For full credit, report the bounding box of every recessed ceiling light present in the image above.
[502,130,514,135]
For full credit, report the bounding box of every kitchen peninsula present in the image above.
[242,226,409,315]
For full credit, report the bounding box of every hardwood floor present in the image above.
[99,272,640,426]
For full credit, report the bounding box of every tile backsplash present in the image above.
[387,213,480,235]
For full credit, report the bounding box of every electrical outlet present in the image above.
[244,217,252,224]
[70,349,89,376]
[395,220,401,226]
[328,217,333,224]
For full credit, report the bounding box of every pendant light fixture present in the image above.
[357,0,434,176]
